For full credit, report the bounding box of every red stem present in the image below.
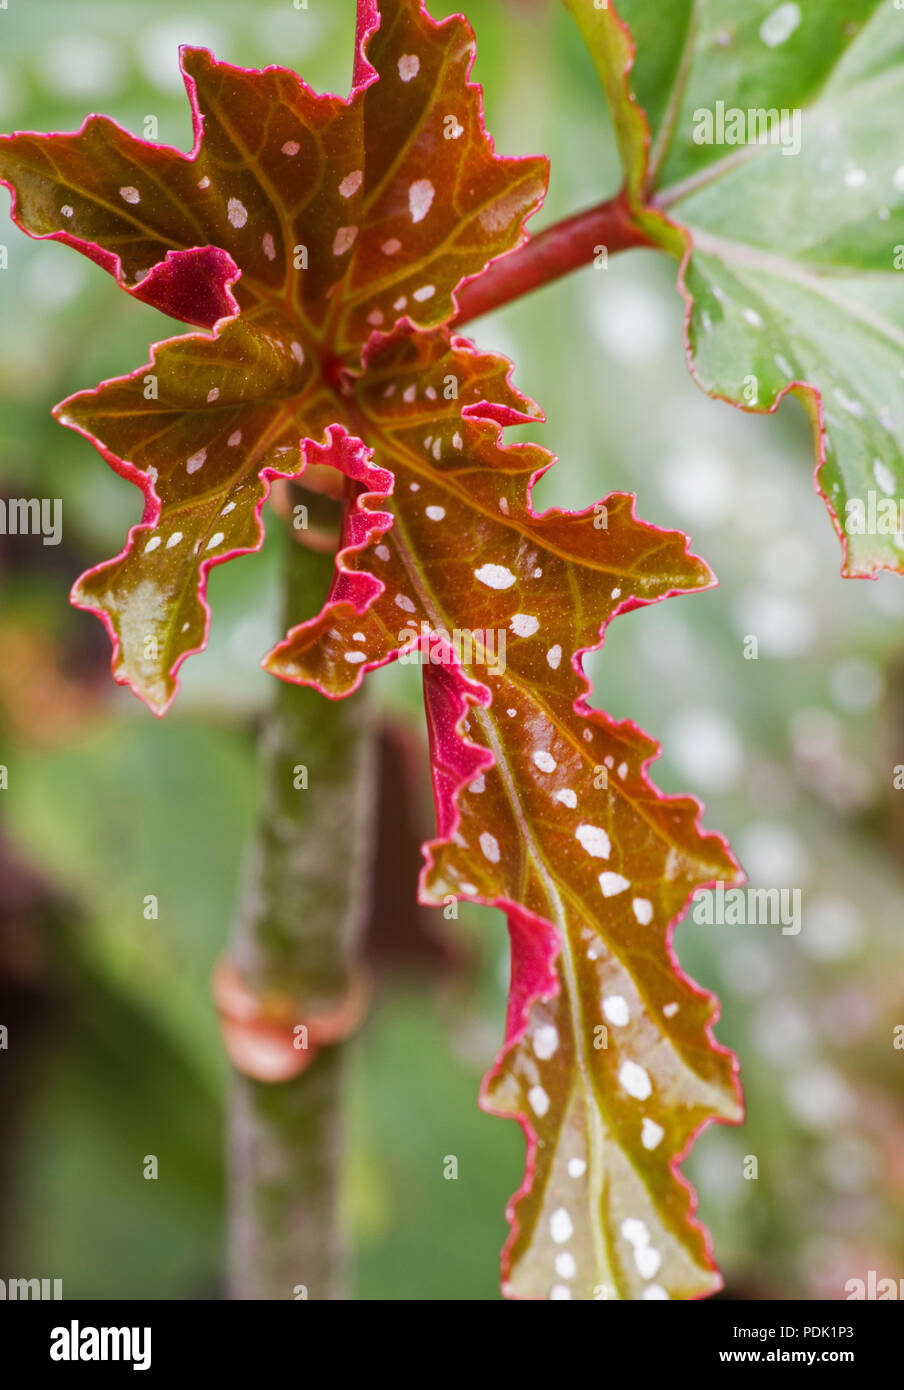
[451,194,650,328]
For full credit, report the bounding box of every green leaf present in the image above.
[567,0,904,576]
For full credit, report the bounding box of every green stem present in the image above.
[226,499,376,1300]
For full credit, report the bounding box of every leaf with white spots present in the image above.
[0,0,546,708]
[0,0,741,1302]
[58,312,322,710]
[0,10,545,346]
[424,666,741,1302]
[264,335,742,1300]
[566,0,904,576]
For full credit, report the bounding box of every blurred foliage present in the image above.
[0,0,902,1299]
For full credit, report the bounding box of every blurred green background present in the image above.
[0,0,902,1300]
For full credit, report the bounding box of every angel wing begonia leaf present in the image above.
[566,0,904,577]
[0,0,546,708]
[1,0,742,1301]
[58,314,320,713]
[265,336,743,1300]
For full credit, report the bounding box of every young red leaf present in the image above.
[265,336,743,1300]
[0,0,741,1301]
[0,1,546,708]
[58,313,317,712]
[425,669,740,1302]
[565,0,904,578]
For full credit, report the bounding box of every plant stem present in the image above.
[226,500,377,1300]
[451,193,650,327]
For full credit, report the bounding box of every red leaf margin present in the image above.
[0,78,241,329]
[0,0,745,1296]
[272,413,745,1298]
[63,408,367,717]
[0,2,547,337]
[414,599,744,1300]
[0,0,551,711]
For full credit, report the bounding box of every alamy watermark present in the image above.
[398,623,507,676]
[844,490,904,537]
[691,882,802,936]
[845,1270,904,1300]
[0,1275,62,1299]
[50,1321,151,1371]
[0,497,62,545]
[693,101,802,157]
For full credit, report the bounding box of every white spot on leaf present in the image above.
[528,1084,549,1116]
[474,563,516,590]
[873,459,896,496]
[550,1209,573,1244]
[575,823,611,859]
[619,1060,652,1100]
[598,871,629,897]
[479,831,500,863]
[333,225,358,256]
[339,169,363,199]
[533,1025,558,1060]
[635,1245,662,1279]
[759,3,801,47]
[641,1118,664,1151]
[409,178,434,224]
[603,995,629,1027]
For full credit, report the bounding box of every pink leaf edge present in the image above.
[418,650,745,1300]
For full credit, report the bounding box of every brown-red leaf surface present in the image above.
[267,334,743,1300]
[0,0,741,1300]
[0,1,546,709]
